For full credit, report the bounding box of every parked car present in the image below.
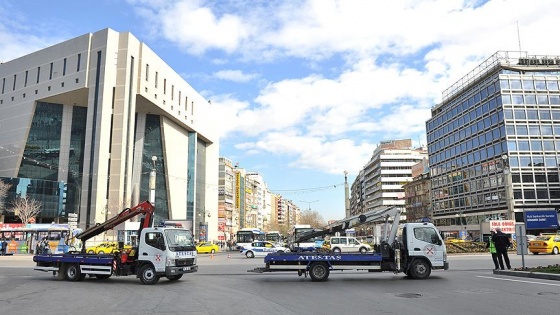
[196,242,219,254]
[528,235,560,255]
[329,236,372,253]
[242,241,289,258]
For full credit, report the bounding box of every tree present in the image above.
[0,180,11,214]
[298,209,326,228]
[9,196,42,224]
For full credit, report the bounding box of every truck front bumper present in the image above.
[165,265,198,276]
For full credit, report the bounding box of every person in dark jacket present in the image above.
[491,227,511,270]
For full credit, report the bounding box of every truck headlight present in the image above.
[166,257,176,267]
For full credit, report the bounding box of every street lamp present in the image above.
[455,212,466,240]
[300,200,318,211]
[502,155,515,220]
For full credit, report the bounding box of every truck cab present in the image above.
[135,227,197,284]
[398,222,448,278]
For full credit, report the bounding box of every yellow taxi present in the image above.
[528,234,560,255]
[86,242,131,254]
[195,242,219,254]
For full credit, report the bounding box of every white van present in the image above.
[329,236,372,253]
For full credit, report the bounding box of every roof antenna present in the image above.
[516,21,522,52]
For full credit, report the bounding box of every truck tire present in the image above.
[309,262,330,282]
[167,274,183,281]
[139,264,160,285]
[410,259,431,280]
[56,264,66,280]
[66,264,84,281]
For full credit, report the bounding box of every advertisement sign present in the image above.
[524,210,559,229]
[489,220,515,234]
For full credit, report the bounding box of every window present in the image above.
[146,64,149,81]
[145,232,165,250]
[414,227,440,244]
[77,53,81,72]
[37,66,41,83]
[155,71,158,88]
[63,58,67,76]
[49,62,53,80]
[1,78,4,94]
[24,70,28,87]
[13,74,16,91]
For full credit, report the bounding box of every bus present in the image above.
[236,228,265,250]
[265,231,283,246]
[287,224,323,252]
[0,223,70,254]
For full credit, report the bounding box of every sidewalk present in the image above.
[494,269,560,281]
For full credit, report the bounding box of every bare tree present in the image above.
[298,209,326,228]
[0,181,11,214]
[9,196,42,224]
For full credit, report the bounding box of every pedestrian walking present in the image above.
[486,231,499,270]
[1,238,7,256]
[492,227,511,270]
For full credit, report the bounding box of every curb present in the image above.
[493,269,560,281]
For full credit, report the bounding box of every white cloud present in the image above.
[213,70,258,82]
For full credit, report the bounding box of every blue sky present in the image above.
[1,0,559,221]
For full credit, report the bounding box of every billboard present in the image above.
[489,220,515,234]
[524,210,559,230]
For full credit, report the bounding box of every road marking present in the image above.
[478,275,560,287]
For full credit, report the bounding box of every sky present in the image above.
[2,0,560,222]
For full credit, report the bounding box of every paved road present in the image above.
[1,252,559,315]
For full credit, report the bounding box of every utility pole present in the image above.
[344,170,350,218]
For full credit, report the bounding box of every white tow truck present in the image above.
[250,206,449,281]
[33,201,198,284]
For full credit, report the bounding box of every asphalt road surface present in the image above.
[1,252,559,315]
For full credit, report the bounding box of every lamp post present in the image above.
[455,212,466,240]
[502,155,515,220]
[300,199,318,211]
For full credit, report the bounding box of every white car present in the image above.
[329,236,372,253]
[242,241,290,258]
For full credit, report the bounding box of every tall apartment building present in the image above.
[0,28,219,241]
[361,139,428,217]
[218,157,236,240]
[426,51,560,237]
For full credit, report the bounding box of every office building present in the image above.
[426,51,560,238]
[0,28,219,240]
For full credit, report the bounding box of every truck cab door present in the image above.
[409,226,445,265]
[141,231,167,273]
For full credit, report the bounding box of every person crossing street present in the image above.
[492,227,511,270]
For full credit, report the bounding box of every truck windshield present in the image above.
[164,229,195,252]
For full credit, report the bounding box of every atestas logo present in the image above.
[297,255,342,261]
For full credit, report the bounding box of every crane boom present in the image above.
[76,200,154,244]
[295,206,402,244]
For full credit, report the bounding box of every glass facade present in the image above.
[427,59,560,223]
[140,114,169,225]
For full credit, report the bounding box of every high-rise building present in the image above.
[361,139,428,217]
[0,29,219,241]
[218,157,236,240]
[426,51,560,238]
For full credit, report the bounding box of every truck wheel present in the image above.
[66,264,82,281]
[410,259,431,280]
[332,248,341,253]
[139,264,160,285]
[359,247,367,253]
[167,274,183,281]
[309,262,330,282]
[57,264,66,280]
[246,251,255,258]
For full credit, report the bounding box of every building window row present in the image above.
[1,54,81,95]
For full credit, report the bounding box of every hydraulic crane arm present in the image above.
[295,206,402,244]
[76,200,154,244]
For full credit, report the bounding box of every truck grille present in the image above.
[176,258,195,267]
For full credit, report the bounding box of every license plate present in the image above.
[533,243,540,246]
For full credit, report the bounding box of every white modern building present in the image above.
[0,28,219,241]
